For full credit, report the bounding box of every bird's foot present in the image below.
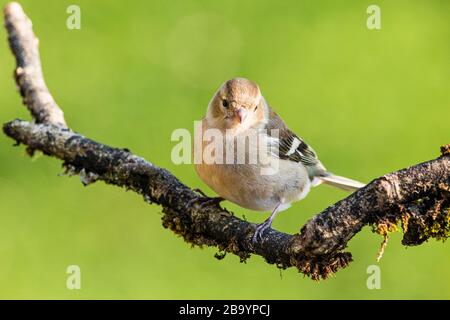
[252,220,273,243]
[187,195,225,209]
[193,188,208,197]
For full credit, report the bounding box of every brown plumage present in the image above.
[195,77,365,241]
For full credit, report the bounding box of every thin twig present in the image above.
[2,2,449,280]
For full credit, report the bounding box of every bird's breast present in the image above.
[194,120,311,211]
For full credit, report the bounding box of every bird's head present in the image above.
[206,78,266,132]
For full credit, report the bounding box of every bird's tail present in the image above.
[318,173,365,192]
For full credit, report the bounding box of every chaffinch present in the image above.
[195,78,364,241]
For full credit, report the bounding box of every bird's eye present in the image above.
[222,99,229,108]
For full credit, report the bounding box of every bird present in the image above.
[194,77,365,242]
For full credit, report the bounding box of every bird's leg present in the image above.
[252,203,282,243]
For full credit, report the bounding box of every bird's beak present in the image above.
[236,107,247,124]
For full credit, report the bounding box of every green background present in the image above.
[0,0,448,299]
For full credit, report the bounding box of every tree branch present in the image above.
[4,2,66,127]
[3,2,449,280]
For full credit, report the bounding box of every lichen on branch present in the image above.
[2,2,449,280]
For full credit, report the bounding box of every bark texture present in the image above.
[3,2,449,280]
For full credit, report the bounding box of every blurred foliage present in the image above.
[0,0,448,299]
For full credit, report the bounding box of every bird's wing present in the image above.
[264,106,327,176]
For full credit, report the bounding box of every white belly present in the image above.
[195,158,311,212]
[195,125,312,212]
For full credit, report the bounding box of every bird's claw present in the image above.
[193,188,208,197]
[187,195,224,209]
[252,220,272,243]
